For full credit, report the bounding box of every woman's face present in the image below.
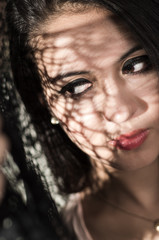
[35,7,159,171]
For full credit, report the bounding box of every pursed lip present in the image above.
[109,128,150,151]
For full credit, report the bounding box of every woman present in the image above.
[6,0,159,239]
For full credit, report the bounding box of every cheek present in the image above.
[133,74,159,99]
[133,75,159,123]
[53,96,102,127]
[62,124,113,162]
[48,95,112,153]
[58,98,105,139]
[144,85,159,124]
[147,103,159,132]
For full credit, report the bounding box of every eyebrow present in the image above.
[50,71,90,83]
[119,45,143,61]
[49,45,143,83]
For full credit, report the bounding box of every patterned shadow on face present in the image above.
[32,13,159,176]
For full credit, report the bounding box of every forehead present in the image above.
[33,8,135,77]
[35,7,130,45]
[39,7,113,34]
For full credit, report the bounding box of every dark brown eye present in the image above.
[122,55,152,75]
[60,78,92,98]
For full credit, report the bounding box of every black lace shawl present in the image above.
[0,1,75,239]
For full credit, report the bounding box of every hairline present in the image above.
[28,2,106,42]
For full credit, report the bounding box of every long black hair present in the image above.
[6,0,159,194]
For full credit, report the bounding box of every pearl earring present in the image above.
[51,117,59,125]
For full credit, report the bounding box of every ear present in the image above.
[38,93,46,106]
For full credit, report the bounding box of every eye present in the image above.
[59,78,92,98]
[122,55,152,75]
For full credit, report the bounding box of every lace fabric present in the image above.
[0,1,72,239]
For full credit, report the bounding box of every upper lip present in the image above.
[116,128,149,140]
[107,128,149,142]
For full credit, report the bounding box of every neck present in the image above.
[106,157,159,211]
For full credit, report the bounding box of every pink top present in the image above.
[63,195,93,240]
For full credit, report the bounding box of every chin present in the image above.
[109,153,159,172]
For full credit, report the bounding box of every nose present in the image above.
[103,89,146,124]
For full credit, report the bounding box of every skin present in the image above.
[34,6,159,240]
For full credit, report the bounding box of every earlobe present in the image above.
[38,93,46,106]
[51,117,59,125]
[38,93,59,124]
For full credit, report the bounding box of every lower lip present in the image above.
[110,129,149,151]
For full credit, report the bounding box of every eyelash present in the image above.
[122,55,152,75]
[59,55,152,99]
[59,78,92,98]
